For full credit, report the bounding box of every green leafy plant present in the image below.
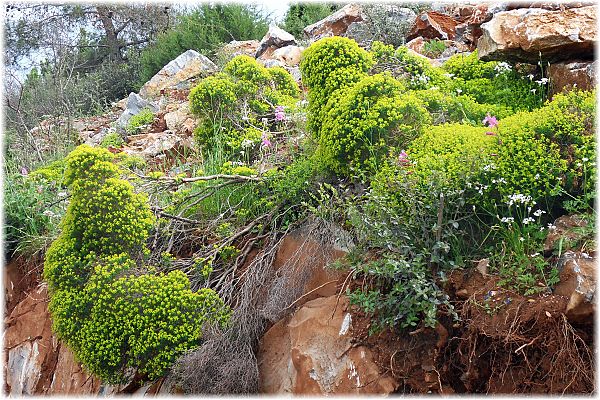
[100,131,125,148]
[44,145,230,383]
[300,36,373,136]
[422,38,446,58]
[126,108,154,134]
[318,73,430,176]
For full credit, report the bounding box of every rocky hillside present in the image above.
[4,2,596,395]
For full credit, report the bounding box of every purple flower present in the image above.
[485,131,497,136]
[482,113,498,128]
[261,132,272,148]
[398,150,409,164]
[274,105,286,122]
[20,167,28,176]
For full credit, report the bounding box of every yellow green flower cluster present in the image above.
[44,145,230,383]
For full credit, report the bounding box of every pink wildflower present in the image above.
[274,105,286,122]
[398,150,409,164]
[482,113,498,128]
[261,132,272,148]
[485,131,497,136]
[20,167,28,176]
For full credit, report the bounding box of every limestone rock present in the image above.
[548,60,597,95]
[116,93,159,129]
[407,11,459,41]
[303,3,364,41]
[255,25,296,59]
[544,214,591,253]
[258,296,398,394]
[220,40,260,59]
[269,45,303,67]
[139,50,217,98]
[124,131,194,158]
[477,6,597,62]
[164,103,196,134]
[554,251,595,323]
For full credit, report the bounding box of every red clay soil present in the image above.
[4,256,42,317]
[349,269,594,394]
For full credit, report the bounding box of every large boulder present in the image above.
[139,50,217,98]
[303,3,364,41]
[255,25,296,59]
[257,296,398,394]
[268,45,303,67]
[477,6,597,62]
[548,60,597,95]
[406,11,459,41]
[116,92,159,129]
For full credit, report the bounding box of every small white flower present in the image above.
[500,217,515,223]
[43,210,55,217]
[528,74,534,80]
[576,162,583,167]
[547,223,557,230]
[534,173,540,180]
[58,192,68,198]
[531,88,537,94]
[522,217,535,225]
[582,157,589,162]
[519,237,525,242]
[456,88,462,94]
[530,252,540,257]
[533,209,545,217]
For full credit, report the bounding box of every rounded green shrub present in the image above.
[485,111,566,204]
[100,132,125,148]
[407,123,497,188]
[319,73,430,176]
[300,37,373,135]
[442,51,542,111]
[267,66,300,98]
[44,145,230,383]
[223,55,271,87]
[189,74,238,119]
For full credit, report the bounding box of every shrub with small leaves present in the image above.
[319,73,430,176]
[44,145,230,383]
[126,108,155,134]
[100,132,125,148]
[300,37,373,136]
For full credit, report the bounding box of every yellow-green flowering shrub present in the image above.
[532,89,595,196]
[442,51,542,111]
[407,123,497,188]
[319,73,430,176]
[189,74,238,119]
[268,66,300,98]
[189,56,299,157]
[28,158,67,185]
[486,111,566,204]
[300,37,373,136]
[44,145,231,383]
[100,132,125,148]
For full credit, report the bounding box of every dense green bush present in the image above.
[300,37,373,136]
[138,4,269,85]
[189,55,299,156]
[319,73,430,176]
[406,123,496,189]
[44,145,230,383]
[442,51,543,111]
